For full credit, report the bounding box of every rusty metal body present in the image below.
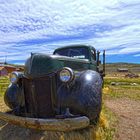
[1,45,105,131]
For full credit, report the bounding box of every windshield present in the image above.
[54,47,89,59]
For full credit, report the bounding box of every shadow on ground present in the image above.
[0,120,96,140]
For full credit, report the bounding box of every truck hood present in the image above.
[24,53,90,78]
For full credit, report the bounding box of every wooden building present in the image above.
[0,67,8,76]
[0,65,17,76]
[117,68,129,72]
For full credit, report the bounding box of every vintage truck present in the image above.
[0,45,105,131]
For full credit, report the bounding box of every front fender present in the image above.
[4,84,24,110]
[57,70,103,121]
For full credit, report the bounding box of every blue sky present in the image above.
[0,0,140,64]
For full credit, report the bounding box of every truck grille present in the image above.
[23,75,55,118]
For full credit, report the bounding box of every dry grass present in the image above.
[95,103,117,140]
[0,76,9,96]
[104,77,140,100]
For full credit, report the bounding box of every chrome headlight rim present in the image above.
[10,71,20,84]
[59,67,74,83]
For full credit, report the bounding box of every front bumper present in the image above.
[0,112,89,132]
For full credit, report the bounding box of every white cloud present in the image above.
[0,0,140,63]
[134,54,140,57]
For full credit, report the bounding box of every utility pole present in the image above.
[4,55,7,65]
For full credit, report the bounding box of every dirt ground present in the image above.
[105,98,140,140]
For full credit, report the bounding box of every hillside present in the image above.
[103,63,140,75]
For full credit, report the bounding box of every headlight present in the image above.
[59,67,74,83]
[10,72,20,84]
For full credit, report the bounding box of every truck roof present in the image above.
[54,44,95,53]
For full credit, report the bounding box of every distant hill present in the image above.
[104,63,140,74]
[1,62,140,75]
[0,62,24,68]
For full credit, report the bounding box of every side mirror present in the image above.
[96,50,105,77]
[102,50,105,77]
[97,51,100,66]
